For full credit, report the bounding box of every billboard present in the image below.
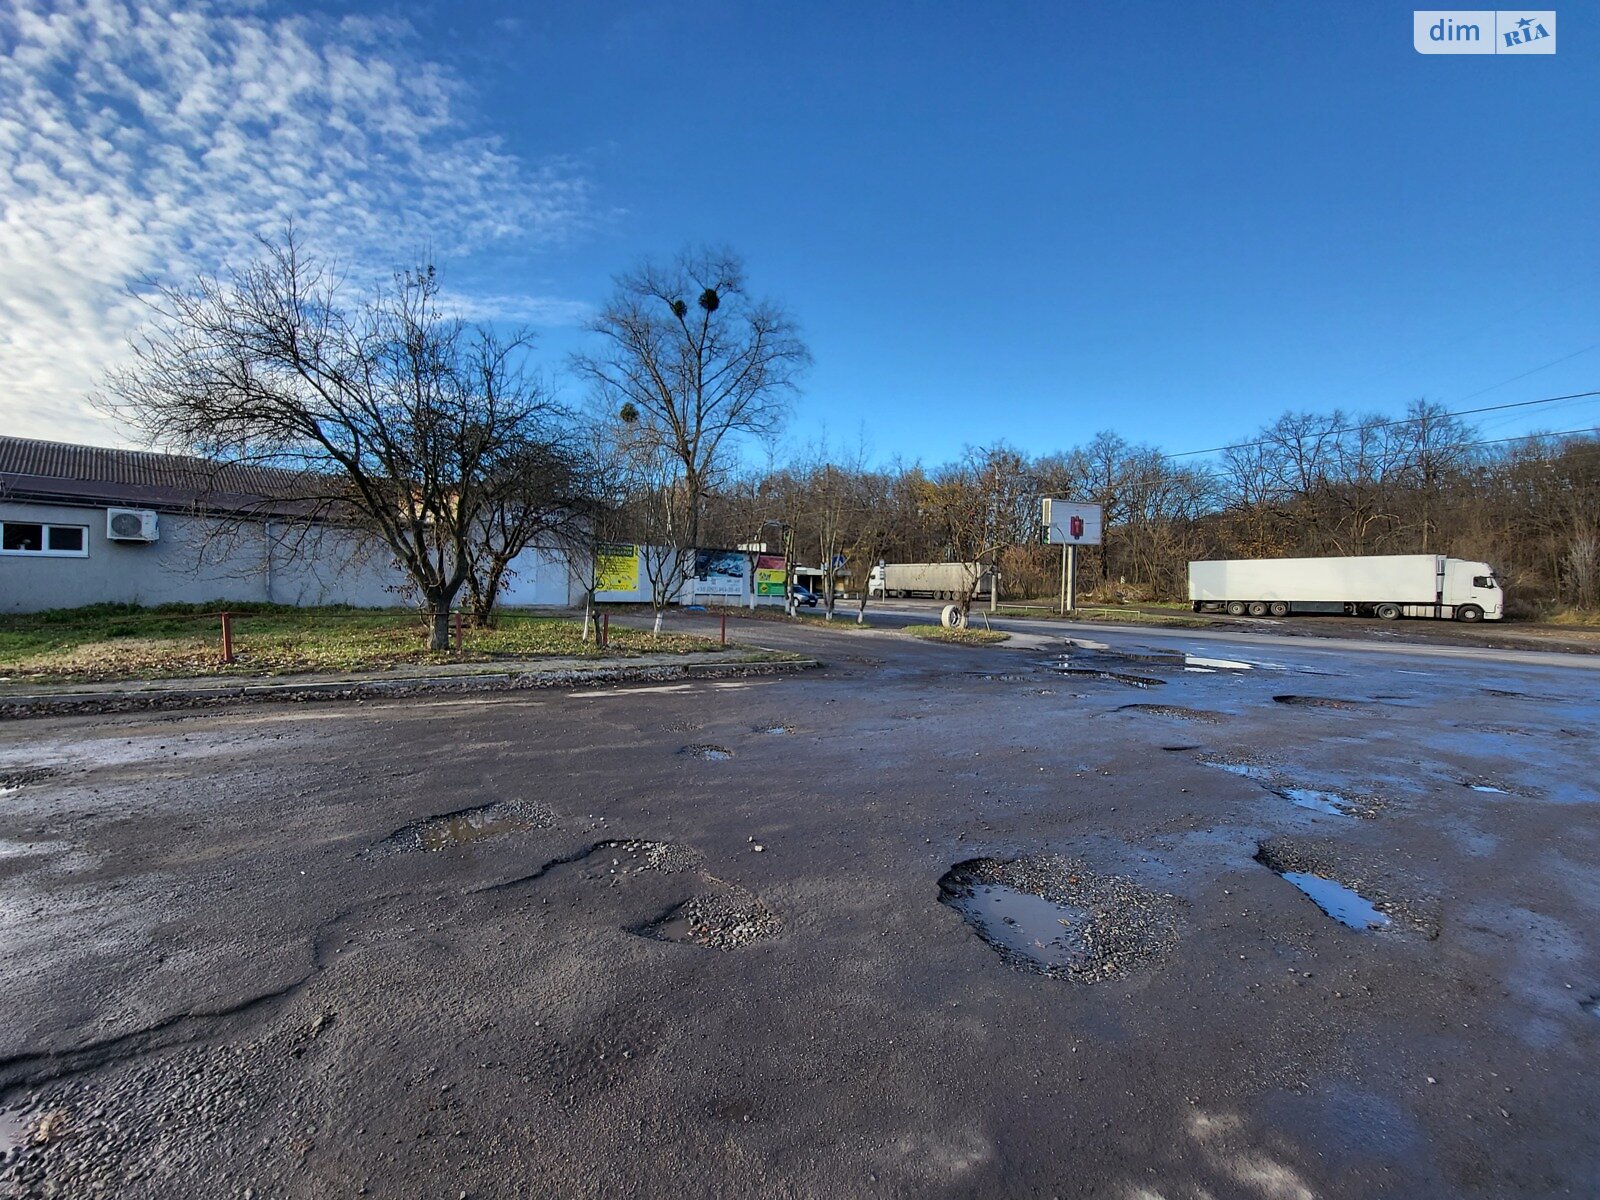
[1041,499,1104,546]
[754,553,787,597]
[594,542,640,592]
[693,549,746,596]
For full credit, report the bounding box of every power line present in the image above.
[1184,424,1600,482]
[1166,389,1600,460]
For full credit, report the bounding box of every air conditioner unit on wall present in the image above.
[106,508,160,542]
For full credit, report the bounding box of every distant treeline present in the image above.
[694,401,1599,615]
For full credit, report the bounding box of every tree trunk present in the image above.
[427,604,451,651]
[652,609,664,636]
[582,596,595,643]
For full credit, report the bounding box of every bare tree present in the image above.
[572,247,810,552]
[105,232,571,649]
[919,445,1037,617]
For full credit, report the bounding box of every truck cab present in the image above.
[1444,560,1503,622]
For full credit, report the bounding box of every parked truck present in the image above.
[1187,554,1503,622]
[868,562,992,600]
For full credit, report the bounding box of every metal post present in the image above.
[601,612,610,648]
[219,611,234,664]
[720,610,727,646]
[1058,544,1068,616]
[1067,545,1078,613]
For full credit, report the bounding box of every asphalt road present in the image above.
[2,618,1598,1198]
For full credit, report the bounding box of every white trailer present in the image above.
[1187,554,1503,622]
[868,562,992,600]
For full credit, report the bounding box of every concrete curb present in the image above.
[0,658,821,721]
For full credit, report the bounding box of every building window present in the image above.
[0,522,90,557]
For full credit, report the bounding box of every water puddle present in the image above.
[1273,695,1368,710]
[1200,758,1274,781]
[942,884,1089,970]
[938,856,1179,982]
[1254,843,1390,930]
[1280,872,1391,930]
[1466,783,1510,795]
[757,725,794,736]
[369,799,554,856]
[1184,655,1254,670]
[681,744,734,760]
[1278,788,1355,817]
[0,1109,28,1155]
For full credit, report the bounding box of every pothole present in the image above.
[1117,704,1223,722]
[0,768,54,793]
[938,856,1179,982]
[662,720,702,733]
[368,798,555,855]
[581,839,699,876]
[1462,780,1512,795]
[1272,695,1369,710]
[635,889,781,949]
[681,744,734,761]
[1253,840,1405,933]
[757,724,795,736]
[1052,668,1167,688]
[1581,996,1600,1020]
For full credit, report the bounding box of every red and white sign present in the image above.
[1041,499,1103,546]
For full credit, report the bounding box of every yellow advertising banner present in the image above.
[595,542,639,593]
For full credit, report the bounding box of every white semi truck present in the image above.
[869,562,993,600]
[1188,554,1503,622]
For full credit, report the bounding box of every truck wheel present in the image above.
[1247,601,1268,617]
[1269,601,1289,617]
[1226,601,1247,617]
[1376,603,1402,621]
[1456,604,1484,623]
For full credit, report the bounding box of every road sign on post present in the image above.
[1041,499,1104,615]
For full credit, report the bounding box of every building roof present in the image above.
[0,436,314,515]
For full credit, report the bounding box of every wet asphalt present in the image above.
[1,614,1598,1198]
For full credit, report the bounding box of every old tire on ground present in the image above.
[940,604,967,629]
[1226,601,1247,617]
[1456,604,1484,622]
[1247,601,1269,617]
[1269,601,1290,617]
[1376,603,1402,621]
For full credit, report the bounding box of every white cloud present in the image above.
[0,0,594,446]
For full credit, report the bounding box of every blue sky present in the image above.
[2,1,1595,466]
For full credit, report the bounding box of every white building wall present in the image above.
[0,500,406,613]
